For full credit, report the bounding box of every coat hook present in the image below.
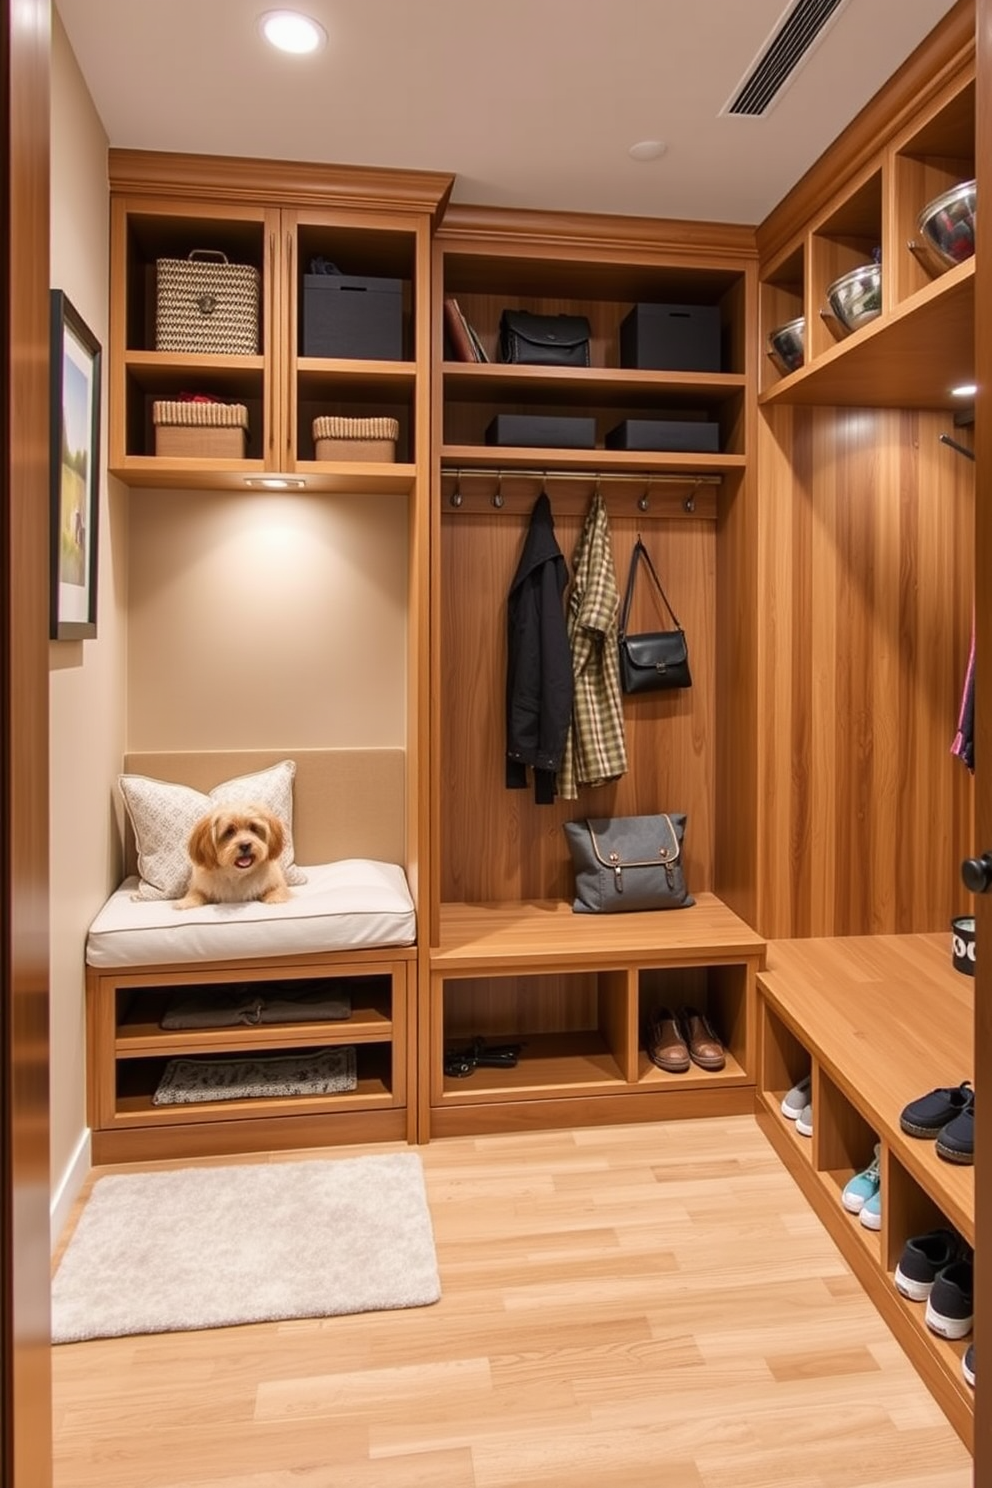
[449,469,463,507]
[683,478,701,514]
[492,472,504,509]
[637,481,652,512]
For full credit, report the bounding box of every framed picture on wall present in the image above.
[49,289,101,640]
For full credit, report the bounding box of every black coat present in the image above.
[505,493,573,804]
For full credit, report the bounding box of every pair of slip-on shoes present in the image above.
[899,1081,974,1164]
[647,1006,725,1073]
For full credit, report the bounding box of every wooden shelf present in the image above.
[759,259,974,410]
[433,894,767,974]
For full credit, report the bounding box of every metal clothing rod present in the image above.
[939,433,976,462]
[442,466,723,486]
[441,465,722,519]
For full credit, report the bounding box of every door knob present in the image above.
[961,853,992,895]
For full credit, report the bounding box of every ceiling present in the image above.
[55,0,962,226]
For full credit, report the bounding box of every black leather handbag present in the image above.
[498,310,591,367]
[618,538,692,693]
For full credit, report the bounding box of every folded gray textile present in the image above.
[152,1046,358,1104]
[161,984,352,1029]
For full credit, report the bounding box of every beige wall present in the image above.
[49,12,127,1221]
[126,489,408,750]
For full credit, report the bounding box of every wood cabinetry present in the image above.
[86,950,417,1162]
[758,9,975,409]
[756,935,975,1448]
[424,206,762,1137]
[108,151,452,490]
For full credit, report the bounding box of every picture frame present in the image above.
[49,290,101,640]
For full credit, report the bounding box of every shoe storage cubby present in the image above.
[86,953,417,1161]
[757,15,974,409]
[425,896,765,1139]
[636,964,748,1085]
[109,152,452,489]
[756,931,975,1449]
[435,216,752,472]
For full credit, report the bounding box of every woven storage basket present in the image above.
[313,415,399,462]
[155,251,260,354]
[153,401,249,459]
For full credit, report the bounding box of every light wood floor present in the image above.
[51,1117,973,1487]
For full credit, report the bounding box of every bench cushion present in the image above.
[86,859,415,969]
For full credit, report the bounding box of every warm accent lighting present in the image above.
[244,476,307,489]
[951,383,977,398]
[259,10,327,54]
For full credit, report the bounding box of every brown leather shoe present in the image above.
[679,1007,726,1071]
[647,1007,690,1073]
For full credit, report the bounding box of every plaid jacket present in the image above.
[558,493,628,800]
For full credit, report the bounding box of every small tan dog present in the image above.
[174,803,291,910]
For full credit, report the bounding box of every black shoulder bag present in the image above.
[618,538,692,693]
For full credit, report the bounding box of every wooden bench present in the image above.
[85,748,418,1162]
[755,932,974,1449]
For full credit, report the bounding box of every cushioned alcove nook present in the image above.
[85,749,419,1161]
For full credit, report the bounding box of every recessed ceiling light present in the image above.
[951,383,977,398]
[628,140,667,163]
[259,10,327,55]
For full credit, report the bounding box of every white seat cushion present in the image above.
[86,860,415,969]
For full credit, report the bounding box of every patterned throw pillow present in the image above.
[118,759,308,901]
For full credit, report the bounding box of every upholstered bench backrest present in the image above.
[120,747,406,874]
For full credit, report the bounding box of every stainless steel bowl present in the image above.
[767,316,805,374]
[916,178,976,269]
[825,263,882,333]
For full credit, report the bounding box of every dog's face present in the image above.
[187,803,286,875]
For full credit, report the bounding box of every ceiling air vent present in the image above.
[724,0,849,117]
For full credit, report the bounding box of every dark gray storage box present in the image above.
[619,303,722,372]
[485,415,596,449]
[605,418,720,453]
[303,274,404,360]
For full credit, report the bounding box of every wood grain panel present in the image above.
[439,509,715,904]
[3,1,53,1483]
[755,405,974,937]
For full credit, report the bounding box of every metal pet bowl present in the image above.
[825,263,882,334]
[915,178,976,271]
[767,316,805,375]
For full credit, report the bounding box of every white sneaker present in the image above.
[796,1101,814,1138]
[781,1074,811,1120]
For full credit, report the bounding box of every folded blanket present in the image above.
[152,1046,358,1104]
[160,983,353,1029]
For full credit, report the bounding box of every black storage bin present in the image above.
[605,418,720,453]
[485,414,596,449]
[303,274,404,360]
[619,303,722,372]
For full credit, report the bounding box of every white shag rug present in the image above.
[51,1151,441,1342]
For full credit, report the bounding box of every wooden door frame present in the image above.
[975,3,990,1474]
[2,0,52,1483]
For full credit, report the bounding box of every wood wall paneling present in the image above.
[756,405,975,938]
[439,510,716,905]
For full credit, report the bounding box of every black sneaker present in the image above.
[894,1229,961,1302]
[899,1081,973,1138]
[936,1104,975,1164]
[925,1259,973,1340]
[963,1343,975,1389]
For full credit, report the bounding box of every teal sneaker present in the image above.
[859,1187,882,1231]
[841,1143,881,1214]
